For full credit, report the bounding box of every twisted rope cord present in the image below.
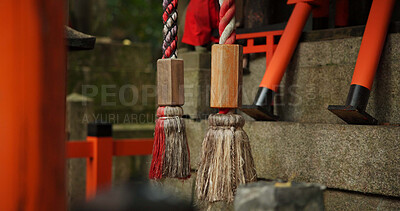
[217,0,235,114]
[162,0,178,59]
[218,0,237,195]
[218,0,235,44]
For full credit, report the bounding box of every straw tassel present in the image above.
[150,0,190,180]
[196,113,256,202]
[149,106,191,179]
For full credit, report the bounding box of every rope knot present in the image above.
[208,113,245,128]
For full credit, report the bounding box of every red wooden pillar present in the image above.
[86,123,113,200]
[335,0,349,27]
[328,0,395,125]
[0,0,66,210]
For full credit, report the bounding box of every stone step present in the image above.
[185,119,400,198]
[161,173,400,211]
[242,33,400,124]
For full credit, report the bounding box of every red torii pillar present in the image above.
[0,1,66,210]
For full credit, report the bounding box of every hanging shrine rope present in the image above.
[149,0,191,180]
[219,0,236,44]
[196,0,257,203]
[162,0,178,58]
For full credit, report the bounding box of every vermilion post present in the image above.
[238,1,314,121]
[328,0,395,125]
[253,1,313,110]
[0,1,66,210]
[350,0,395,90]
[86,123,113,200]
[266,34,275,67]
[259,2,312,92]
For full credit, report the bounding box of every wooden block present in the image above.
[211,44,243,108]
[157,58,184,106]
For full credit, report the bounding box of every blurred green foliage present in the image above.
[106,0,163,45]
[70,0,163,46]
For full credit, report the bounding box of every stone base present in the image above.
[160,173,400,211]
[180,51,214,120]
[235,181,324,211]
[185,119,400,198]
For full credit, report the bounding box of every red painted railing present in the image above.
[236,30,284,68]
[66,137,153,199]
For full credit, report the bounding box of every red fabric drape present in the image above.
[182,0,219,46]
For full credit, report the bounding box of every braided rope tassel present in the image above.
[162,0,178,59]
[219,0,236,44]
[196,0,257,203]
[150,0,191,180]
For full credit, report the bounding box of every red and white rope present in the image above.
[217,0,236,114]
[162,0,178,58]
[218,0,236,44]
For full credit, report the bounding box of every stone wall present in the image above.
[68,42,156,124]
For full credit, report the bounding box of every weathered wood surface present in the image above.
[210,44,243,108]
[157,58,184,106]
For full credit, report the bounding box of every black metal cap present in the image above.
[87,122,112,137]
[345,84,370,111]
[253,87,275,107]
[239,87,278,121]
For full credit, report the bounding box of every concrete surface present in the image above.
[185,119,400,198]
[324,190,400,211]
[66,93,94,210]
[68,42,156,124]
[161,173,400,211]
[234,181,324,211]
[180,51,215,120]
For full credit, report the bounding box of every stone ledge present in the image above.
[185,120,400,197]
[324,190,400,210]
[180,51,211,69]
[161,173,400,211]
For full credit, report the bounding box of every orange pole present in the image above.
[67,141,94,158]
[350,0,395,90]
[266,34,275,68]
[259,2,312,91]
[86,136,113,200]
[0,0,66,210]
